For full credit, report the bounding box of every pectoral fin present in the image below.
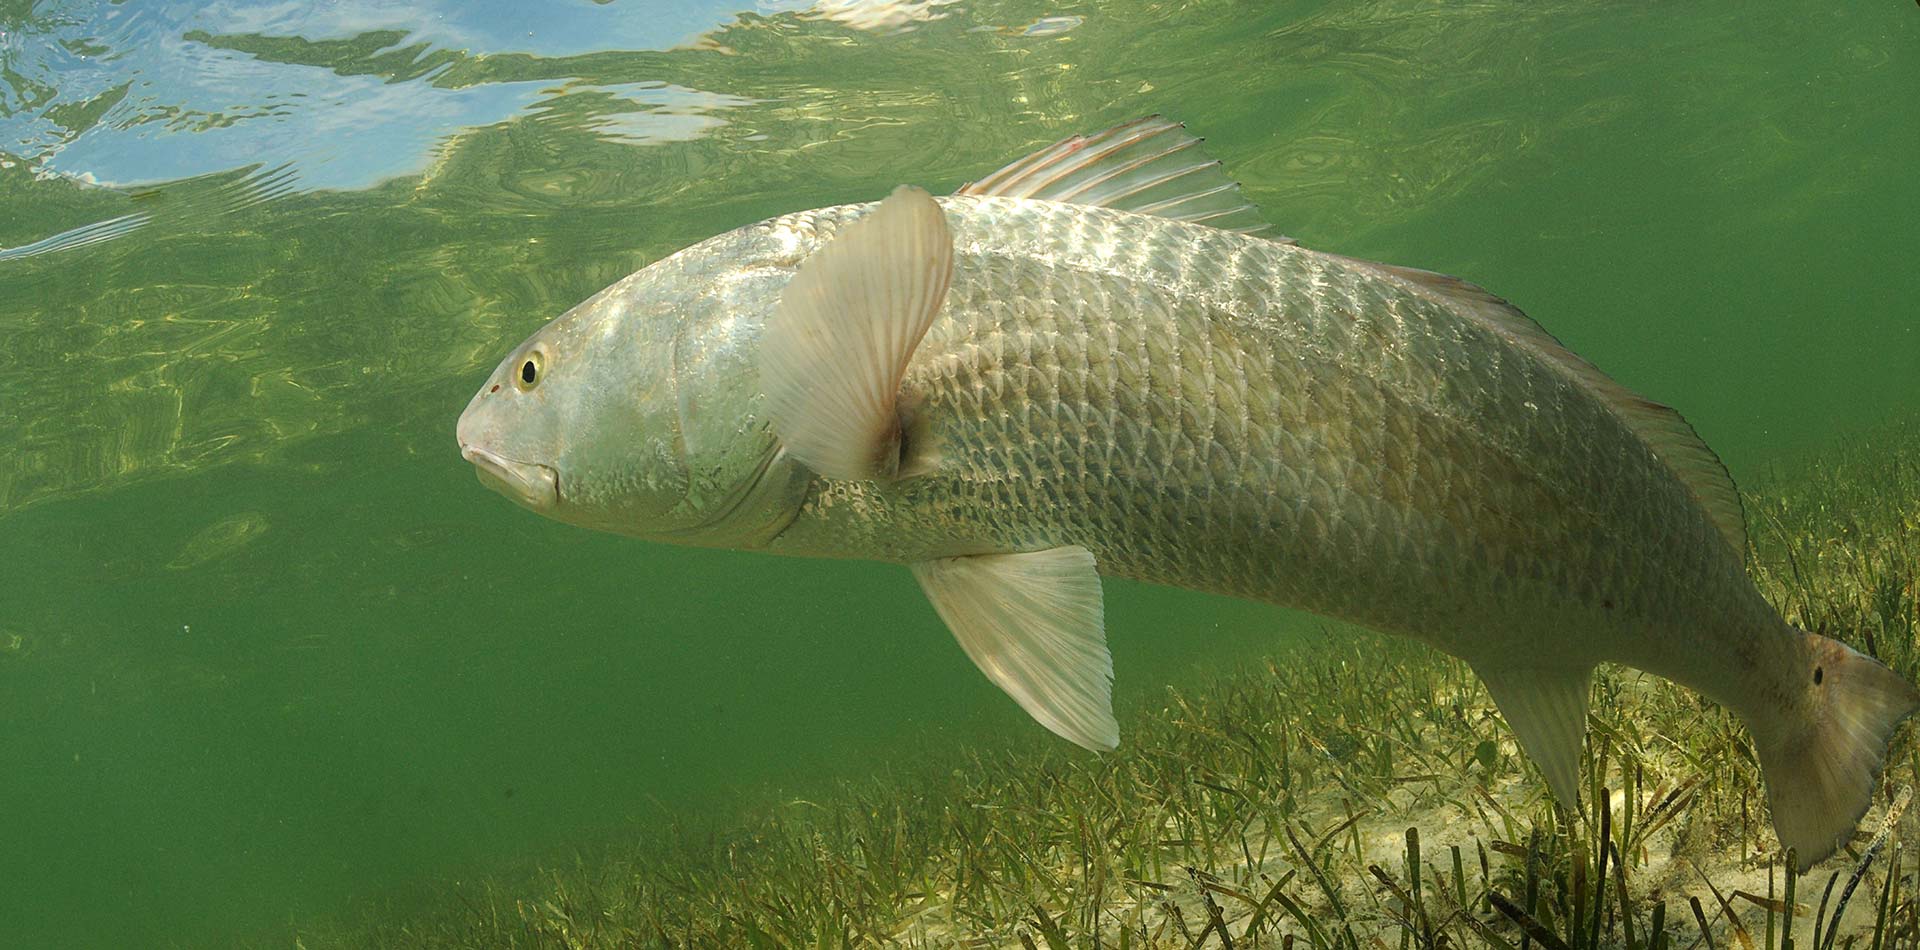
[911,546,1118,751]
[1472,661,1594,811]
[761,185,953,481]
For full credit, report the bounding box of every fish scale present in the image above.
[765,196,1763,672]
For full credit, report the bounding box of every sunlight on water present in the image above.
[0,0,1915,944]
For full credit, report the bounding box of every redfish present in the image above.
[457,117,1916,867]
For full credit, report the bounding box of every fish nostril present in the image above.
[490,384,500,394]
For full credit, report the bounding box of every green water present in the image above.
[1,0,1915,944]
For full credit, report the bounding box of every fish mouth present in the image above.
[461,444,559,512]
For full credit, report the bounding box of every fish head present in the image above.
[457,279,691,529]
[457,248,807,546]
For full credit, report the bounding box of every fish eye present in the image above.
[515,350,544,391]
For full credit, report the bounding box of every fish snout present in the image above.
[459,441,560,512]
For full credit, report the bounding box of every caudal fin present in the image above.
[1751,631,1920,870]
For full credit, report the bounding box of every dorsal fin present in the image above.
[1353,257,1748,555]
[956,115,1285,239]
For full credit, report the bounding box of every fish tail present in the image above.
[1752,629,1920,871]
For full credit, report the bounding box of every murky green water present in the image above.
[2,0,1915,945]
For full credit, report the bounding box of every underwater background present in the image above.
[2,0,1917,946]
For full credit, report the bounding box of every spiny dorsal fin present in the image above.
[1350,257,1748,556]
[956,115,1285,239]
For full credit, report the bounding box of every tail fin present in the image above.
[1751,631,1920,871]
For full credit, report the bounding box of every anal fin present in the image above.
[911,546,1118,751]
[1472,661,1594,811]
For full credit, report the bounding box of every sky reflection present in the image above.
[0,0,922,209]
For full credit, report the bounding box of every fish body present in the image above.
[763,197,1758,668]
[457,118,1916,867]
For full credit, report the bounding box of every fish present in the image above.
[456,115,1917,868]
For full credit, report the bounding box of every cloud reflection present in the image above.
[2,0,983,210]
[0,0,809,253]
[554,82,759,147]
[796,0,959,33]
